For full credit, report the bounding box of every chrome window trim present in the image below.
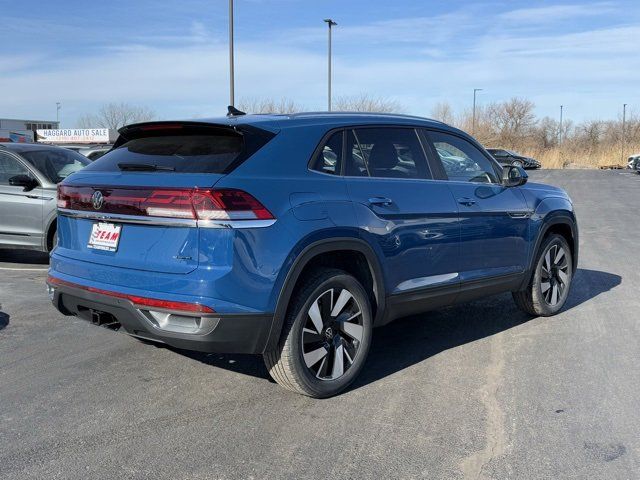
[57,208,275,229]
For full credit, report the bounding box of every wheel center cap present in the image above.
[324,327,334,340]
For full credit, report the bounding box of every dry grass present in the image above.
[521,143,640,169]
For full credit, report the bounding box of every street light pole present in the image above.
[56,102,61,125]
[324,19,337,112]
[229,0,235,107]
[472,88,483,135]
[559,105,563,145]
[622,103,627,163]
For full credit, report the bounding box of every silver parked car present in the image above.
[0,143,89,252]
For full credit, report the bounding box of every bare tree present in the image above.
[76,114,97,129]
[333,94,403,113]
[456,105,498,146]
[77,103,156,129]
[487,97,537,147]
[236,97,303,114]
[430,102,454,124]
[535,116,560,148]
[577,120,604,150]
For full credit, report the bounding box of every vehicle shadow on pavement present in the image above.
[352,268,621,391]
[169,268,621,389]
[0,249,50,265]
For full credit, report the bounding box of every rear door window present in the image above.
[347,127,430,179]
[344,130,368,177]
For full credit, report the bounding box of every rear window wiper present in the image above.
[117,162,175,171]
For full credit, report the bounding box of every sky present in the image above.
[0,0,638,127]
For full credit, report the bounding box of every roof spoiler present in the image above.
[111,120,277,150]
[113,121,241,149]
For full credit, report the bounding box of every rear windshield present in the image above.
[20,148,90,183]
[84,133,244,174]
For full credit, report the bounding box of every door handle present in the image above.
[368,197,393,207]
[457,197,477,207]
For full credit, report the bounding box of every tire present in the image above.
[513,234,573,316]
[48,226,58,253]
[512,160,524,168]
[264,268,373,398]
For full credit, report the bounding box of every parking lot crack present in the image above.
[460,332,507,480]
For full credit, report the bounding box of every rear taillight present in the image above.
[57,186,274,221]
[57,184,69,209]
[192,189,274,220]
[142,190,194,219]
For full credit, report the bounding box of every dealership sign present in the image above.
[36,128,115,143]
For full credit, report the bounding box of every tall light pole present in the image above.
[621,103,627,163]
[229,0,235,107]
[56,102,61,125]
[324,19,337,111]
[472,88,483,135]
[559,105,563,145]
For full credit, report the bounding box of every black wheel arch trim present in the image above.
[519,213,578,290]
[264,237,386,352]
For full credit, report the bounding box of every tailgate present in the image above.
[53,120,275,276]
[56,172,224,274]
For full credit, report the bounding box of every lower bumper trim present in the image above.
[48,280,274,354]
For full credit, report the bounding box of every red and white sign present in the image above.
[37,128,115,144]
[88,223,122,252]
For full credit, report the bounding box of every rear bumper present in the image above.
[47,279,274,354]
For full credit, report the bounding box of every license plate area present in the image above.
[88,222,122,252]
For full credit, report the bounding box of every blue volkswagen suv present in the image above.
[47,112,578,397]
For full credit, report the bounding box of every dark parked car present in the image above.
[0,143,89,251]
[627,154,640,171]
[487,148,541,169]
[47,113,578,397]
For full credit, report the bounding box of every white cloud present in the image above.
[278,12,478,47]
[500,2,616,23]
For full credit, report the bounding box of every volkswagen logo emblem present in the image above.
[92,190,104,210]
[324,327,334,340]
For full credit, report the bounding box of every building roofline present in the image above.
[0,118,59,123]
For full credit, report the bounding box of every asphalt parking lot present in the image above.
[1,169,639,479]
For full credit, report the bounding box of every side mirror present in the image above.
[502,165,528,187]
[9,174,39,191]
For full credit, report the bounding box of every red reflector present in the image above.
[47,276,215,314]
